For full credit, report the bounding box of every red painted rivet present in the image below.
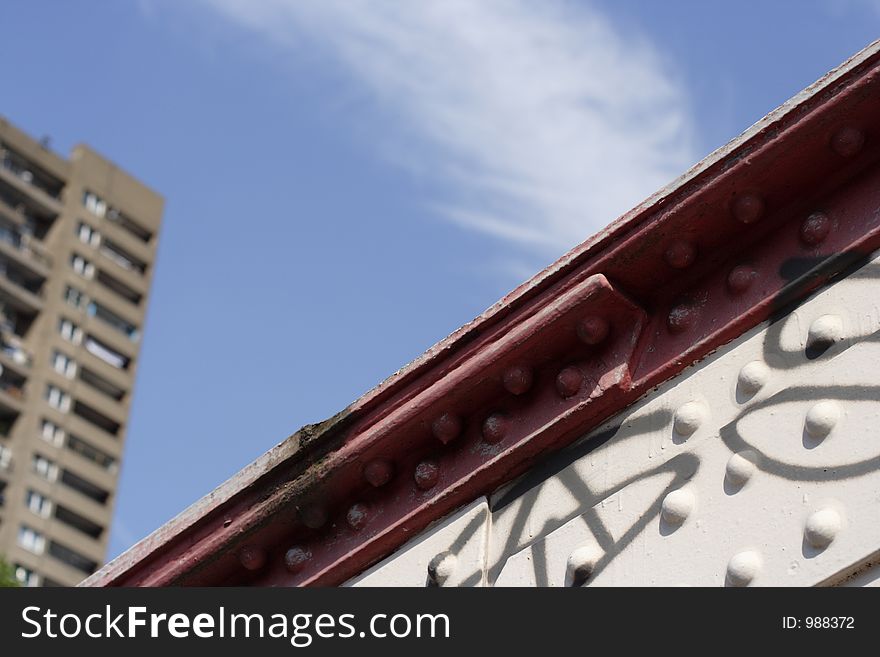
[363,459,393,488]
[346,503,370,531]
[732,194,765,224]
[300,504,327,529]
[431,413,462,444]
[800,212,831,246]
[576,316,610,345]
[667,303,697,334]
[664,239,696,269]
[284,546,311,573]
[238,545,266,571]
[831,127,864,157]
[414,460,440,490]
[502,365,533,396]
[727,265,757,295]
[556,367,583,399]
[482,413,508,445]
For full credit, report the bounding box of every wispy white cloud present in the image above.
[202,0,695,256]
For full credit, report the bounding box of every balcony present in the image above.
[0,157,63,218]
[0,331,32,370]
[0,260,44,315]
[0,371,25,415]
[0,223,52,277]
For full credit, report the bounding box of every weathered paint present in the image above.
[82,41,880,587]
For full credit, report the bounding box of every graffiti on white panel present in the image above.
[488,254,880,587]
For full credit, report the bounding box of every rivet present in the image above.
[807,314,844,352]
[727,265,757,295]
[346,503,370,531]
[414,460,440,491]
[363,459,394,488]
[238,545,266,571]
[300,504,327,530]
[284,546,312,573]
[661,489,694,526]
[732,194,765,224]
[556,366,583,399]
[427,552,457,586]
[576,316,609,345]
[738,361,770,395]
[566,545,602,587]
[725,450,758,487]
[502,365,533,396]
[800,212,831,246]
[667,303,697,334]
[673,401,707,438]
[804,401,840,439]
[482,413,508,445]
[804,508,842,549]
[431,413,462,444]
[831,126,864,157]
[726,550,762,587]
[664,239,697,269]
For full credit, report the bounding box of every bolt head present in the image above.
[733,194,765,224]
[502,365,533,396]
[300,504,327,530]
[667,303,697,334]
[284,546,311,573]
[556,367,583,399]
[576,316,610,345]
[346,503,370,531]
[831,126,864,157]
[664,239,696,269]
[239,545,266,571]
[482,413,508,444]
[431,413,462,444]
[800,212,831,246]
[727,265,757,295]
[414,460,440,491]
[363,459,394,488]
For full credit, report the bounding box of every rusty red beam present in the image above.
[82,40,880,587]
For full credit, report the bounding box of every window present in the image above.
[0,443,11,470]
[64,285,87,310]
[84,335,129,370]
[51,350,77,379]
[70,253,94,279]
[32,454,59,482]
[25,490,52,518]
[66,434,116,473]
[18,526,46,554]
[15,565,40,587]
[59,318,83,345]
[40,419,65,447]
[77,221,101,247]
[88,302,139,341]
[45,385,71,412]
[82,191,106,218]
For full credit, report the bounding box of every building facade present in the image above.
[0,118,162,586]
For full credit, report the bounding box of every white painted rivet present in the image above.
[805,508,842,549]
[726,451,758,487]
[661,489,695,525]
[738,361,769,395]
[807,315,844,350]
[673,402,707,437]
[726,550,762,587]
[427,552,457,586]
[566,545,602,586]
[805,401,840,439]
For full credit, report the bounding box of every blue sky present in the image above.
[1,1,877,560]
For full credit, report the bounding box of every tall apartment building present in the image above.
[0,117,162,586]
